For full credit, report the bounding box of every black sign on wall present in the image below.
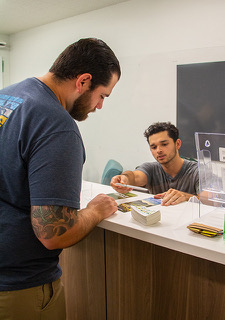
[177,61,225,159]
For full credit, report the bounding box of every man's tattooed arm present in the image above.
[30,194,118,249]
[31,206,78,240]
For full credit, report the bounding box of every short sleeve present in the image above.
[28,130,85,209]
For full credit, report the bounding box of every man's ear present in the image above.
[176,138,182,150]
[76,73,92,93]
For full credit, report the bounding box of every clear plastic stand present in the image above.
[195,132,225,231]
[174,196,200,228]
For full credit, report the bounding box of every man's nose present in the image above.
[156,146,162,153]
[96,100,103,109]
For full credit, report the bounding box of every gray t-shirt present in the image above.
[136,159,199,195]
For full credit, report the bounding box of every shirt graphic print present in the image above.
[0,94,23,127]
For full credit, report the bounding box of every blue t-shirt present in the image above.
[0,78,85,291]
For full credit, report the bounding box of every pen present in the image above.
[200,230,217,237]
[115,183,149,193]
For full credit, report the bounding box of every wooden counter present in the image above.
[59,182,225,320]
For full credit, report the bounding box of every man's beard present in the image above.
[69,90,93,121]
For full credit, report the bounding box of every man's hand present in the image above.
[154,188,187,206]
[110,175,132,194]
[86,193,118,220]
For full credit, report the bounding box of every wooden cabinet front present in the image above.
[59,227,106,320]
[105,230,225,320]
[60,227,225,320]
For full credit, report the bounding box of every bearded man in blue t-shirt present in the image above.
[0,38,120,320]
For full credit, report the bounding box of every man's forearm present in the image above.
[31,205,99,250]
[121,171,136,185]
[31,194,117,250]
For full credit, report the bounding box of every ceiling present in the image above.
[0,0,128,35]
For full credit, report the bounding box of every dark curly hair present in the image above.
[49,38,121,90]
[144,122,179,143]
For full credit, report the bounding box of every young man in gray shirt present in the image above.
[111,122,199,206]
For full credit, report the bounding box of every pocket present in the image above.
[38,279,66,319]
[41,282,54,309]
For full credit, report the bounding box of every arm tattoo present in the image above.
[31,206,78,240]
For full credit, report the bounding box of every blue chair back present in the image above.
[101,159,123,185]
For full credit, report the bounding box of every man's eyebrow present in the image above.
[149,139,169,147]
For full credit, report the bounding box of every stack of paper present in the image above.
[131,205,161,226]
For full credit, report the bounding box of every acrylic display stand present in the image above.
[195,132,225,229]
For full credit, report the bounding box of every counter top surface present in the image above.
[81,181,225,265]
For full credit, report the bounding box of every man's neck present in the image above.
[161,156,184,178]
[37,73,67,108]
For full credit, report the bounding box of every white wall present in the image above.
[7,0,225,182]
